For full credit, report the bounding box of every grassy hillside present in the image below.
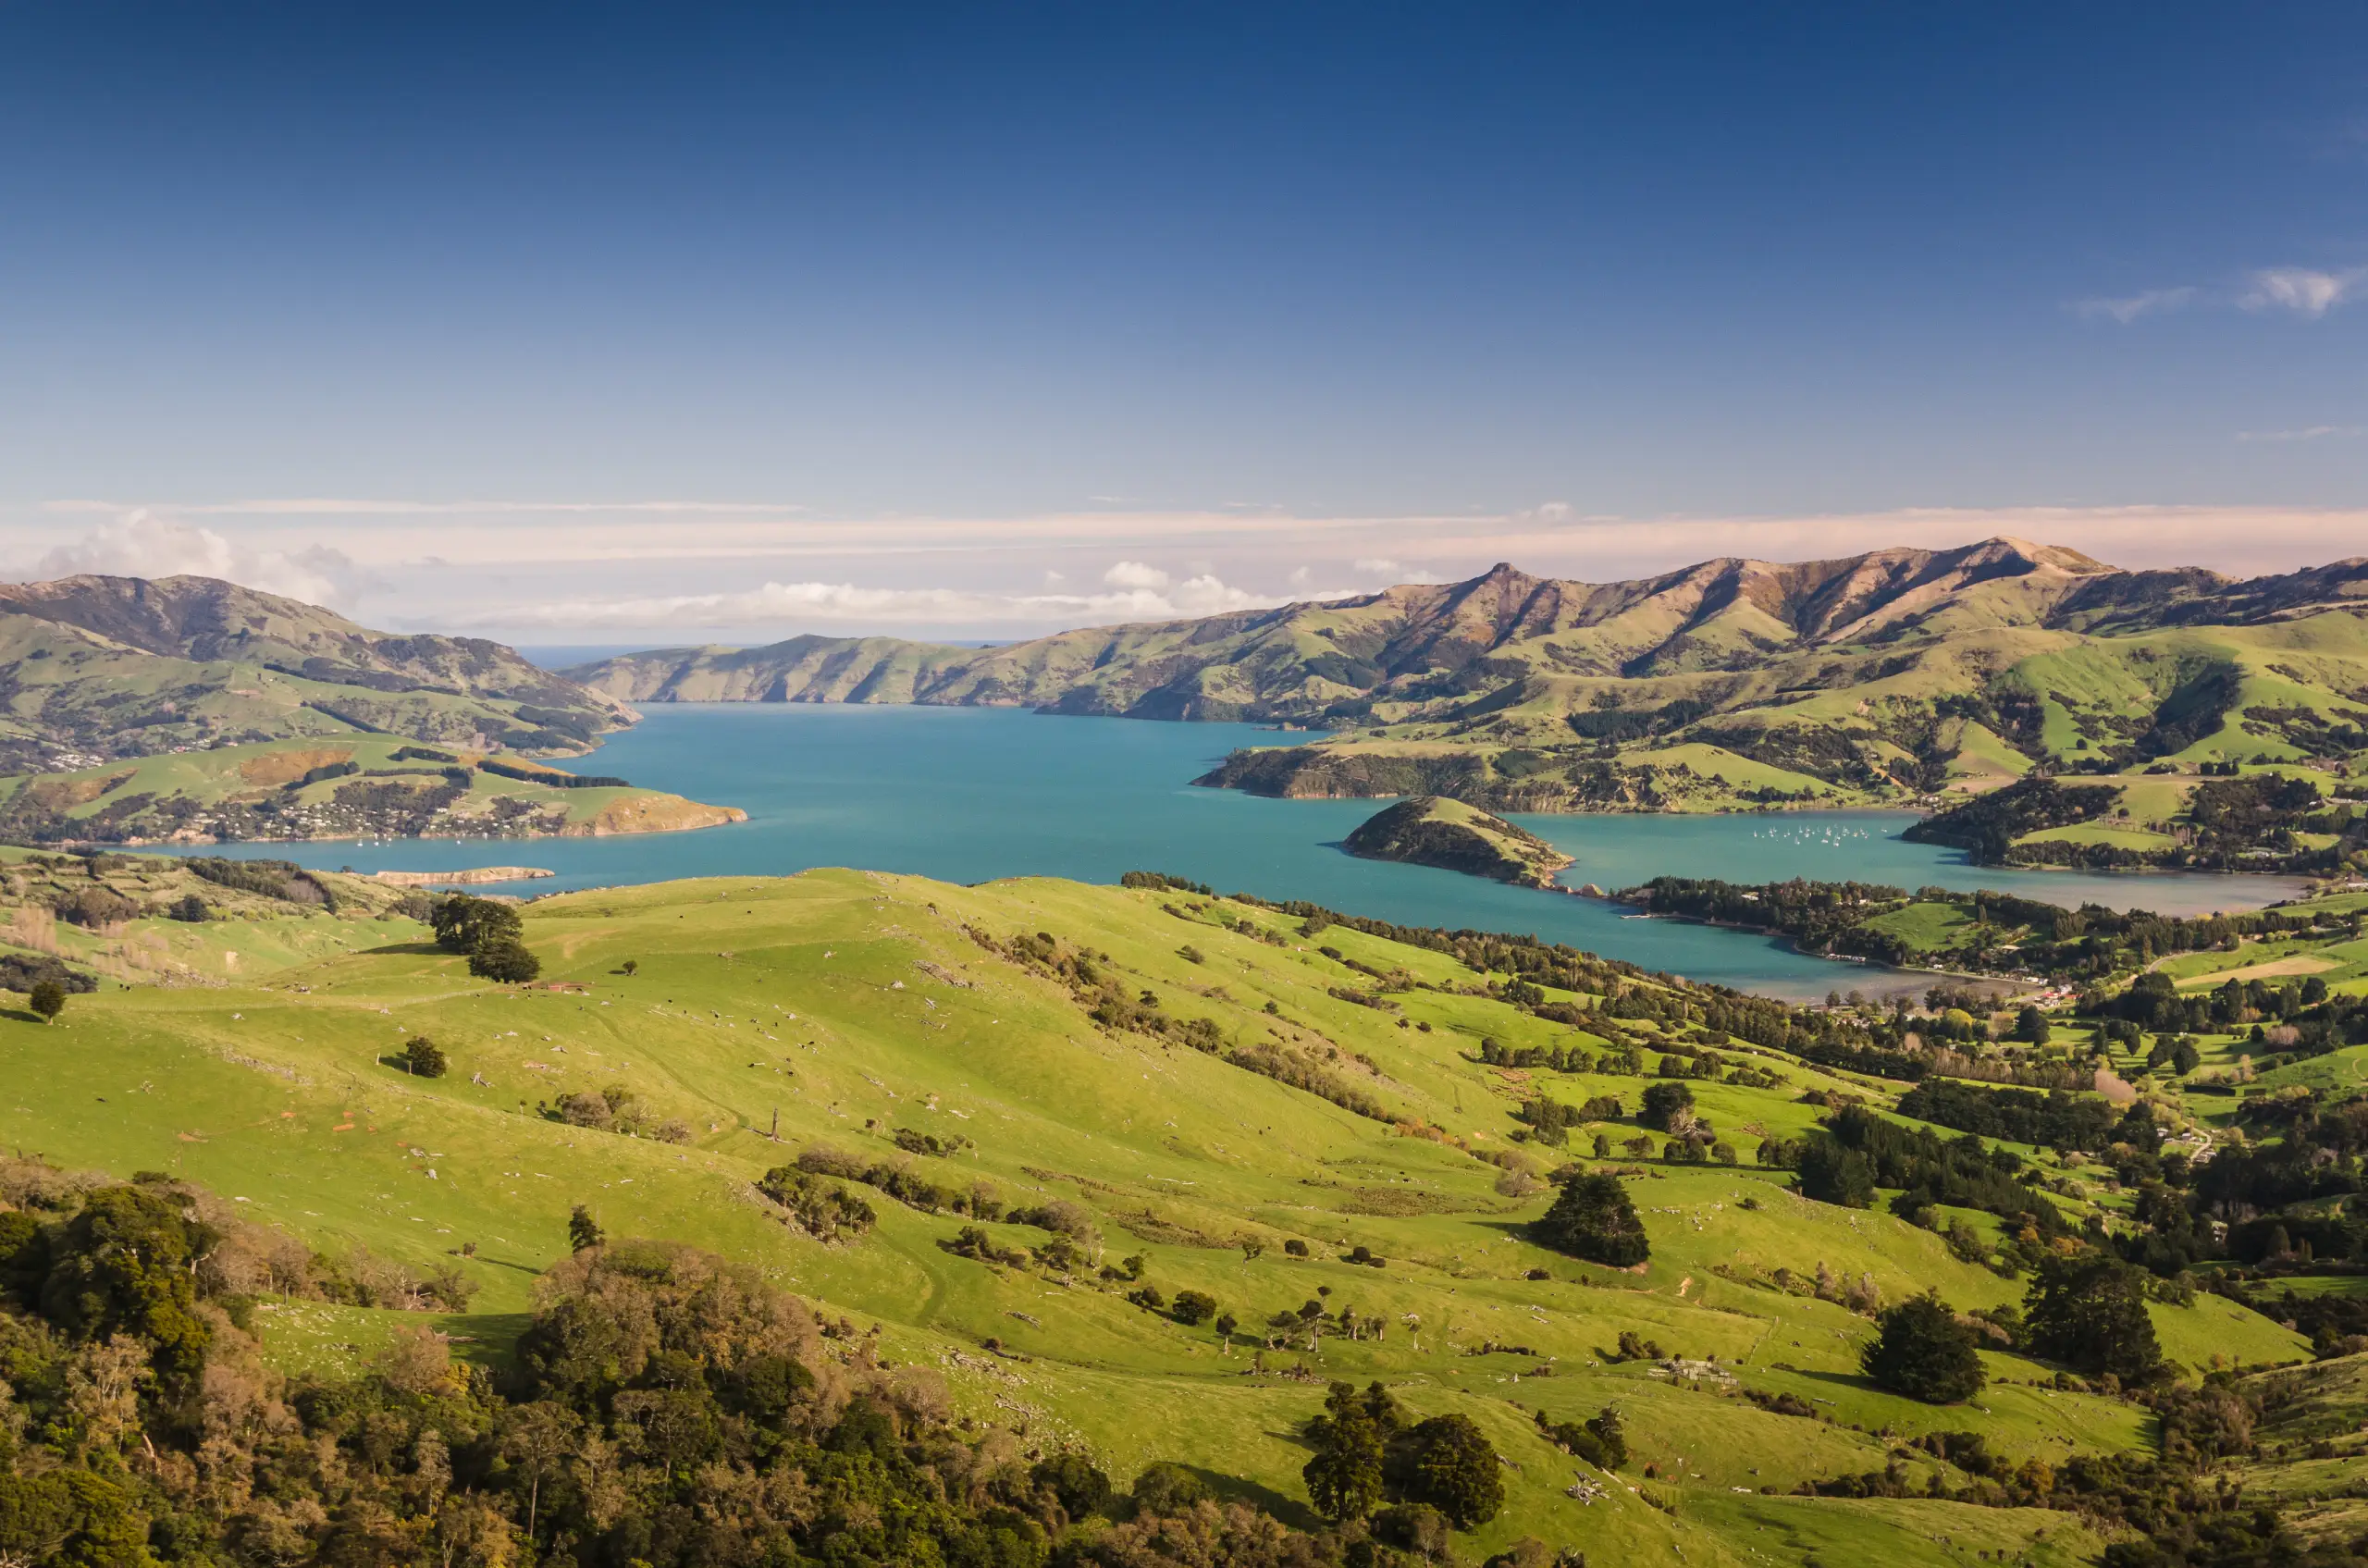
[1342,796,1576,888]
[567,539,2368,816]
[2,864,2355,1565]
[0,735,746,846]
[1903,766,2366,874]
[0,573,750,844]
[0,573,632,770]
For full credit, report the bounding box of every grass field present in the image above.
[0,863,2344,1564]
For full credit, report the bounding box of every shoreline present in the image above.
[1582,897,2035,997]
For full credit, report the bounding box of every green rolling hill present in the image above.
[0,574,741,843]
[0,859,2360,1566]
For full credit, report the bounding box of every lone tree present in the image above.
[2025,1253,2162,1381]
[401,1036,449,1078]
[620,959,638,977]
[1170,1290,1218,1327]
[1862,1290,1986,1403]
[432,894,522,955]
[567,1205,604,1253]
[1638,1080,1695,1132]
[27,980,66,1023]
[1535,1172,1650,1266]
[471,936,542,983]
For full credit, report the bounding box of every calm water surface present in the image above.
[194,705,2306,1001]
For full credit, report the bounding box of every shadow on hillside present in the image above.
[2,1009,52,1025]
[465,1253,542,1277]
[1789,1367,1881,1396]
[440,1311,533,1369]
[1185,1463,1316,1530]
[356,941,447,957]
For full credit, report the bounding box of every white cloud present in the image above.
[2237,425,2363,443]
[1102,561,1170,590]
[469,571,1301,633]
[17,511,374,606]
[2075,286,2199,324]
[2238,267,2366,316]
[1352,557,1401,574]
[1288,566,1313,587]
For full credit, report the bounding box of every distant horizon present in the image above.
[12,529,2362,652]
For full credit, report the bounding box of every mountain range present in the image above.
[568,537,2368,815]
[0,573,628,774]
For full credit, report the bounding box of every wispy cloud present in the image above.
[2075,286,2199,324]
[10,500,2368,638]
[2237,424,2364,443]
[43,497,812,519]
[462,569,1320,633]
[2238,266,2367,316]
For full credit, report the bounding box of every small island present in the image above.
[1341,795,1574,888]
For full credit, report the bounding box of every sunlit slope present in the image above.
[0,572,627,770]
[567,541,2368,814]
[0,870,2312,1564]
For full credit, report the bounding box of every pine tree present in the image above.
[568,1205,604,1253]
[1535,1173,1650,1266]
[1394,1414,1504,1529]
[2025,1253,2162,1380]
[1795,1139,1876,1207]
[1302,1380,1398,1521]
[1862,1291,1985,1403]
[27,980,65,1022]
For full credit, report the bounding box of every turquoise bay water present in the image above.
[196,705,2304,1002]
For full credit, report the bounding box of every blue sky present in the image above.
[3,4,2364,638]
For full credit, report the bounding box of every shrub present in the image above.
[1031,1452,1114,1521]
[28,981,66,1022]
[1132,1460,1211,1514]
[1171,1290,1218,1326]
[52,886,138,929]
[757,1167,877,1241]
[558,1092,614,1130]
[400,1036,448,1078]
